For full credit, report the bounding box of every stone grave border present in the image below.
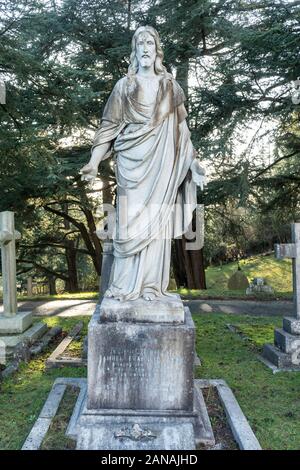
[196,379,261,450]
[45,321,87,369]
[0,326,62,380]
[22,378,86,450]
[22,377,261,451]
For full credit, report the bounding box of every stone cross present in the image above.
[0,211,21,317]
[275,223,300,319]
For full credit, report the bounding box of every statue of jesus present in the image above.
[80,26,205,302]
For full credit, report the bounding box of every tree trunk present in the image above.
[174,63,206,289]
[65,240,79,292]
[173,238,207,290]
[48,276,57,295]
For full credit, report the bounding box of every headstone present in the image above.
[262,223,300,369]
[227,268,249,290]
[0,211,21,317]
[168,278,177,290]
[246,277,274,295]
[0,212,45,364]
[0,211,33,333]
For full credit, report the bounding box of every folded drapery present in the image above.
[92,74,197,301]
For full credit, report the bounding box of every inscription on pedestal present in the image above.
[88,305,195,411]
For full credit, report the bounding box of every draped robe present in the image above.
[93,74,197,301]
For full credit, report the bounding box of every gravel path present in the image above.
[0,298,293,317]
[0,299,97,317]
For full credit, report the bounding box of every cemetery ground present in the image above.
[8,254,293,303]
[0,312,300,450]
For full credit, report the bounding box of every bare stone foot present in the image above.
[143,292,156,301]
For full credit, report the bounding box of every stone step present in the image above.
[0,321,48,355]
[262,343,294,368]
[274,328,300,353]
[23,322,48,344]
[283,317,300,335]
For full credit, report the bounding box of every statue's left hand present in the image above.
[79,163,98,182]
[190,159,206,190]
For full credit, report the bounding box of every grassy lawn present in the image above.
[194,313,300,450]
[178,253,293,300]
[0,312,299,450]
[0,316,89,451]
[6,253,292,302]
[205,254,292,292]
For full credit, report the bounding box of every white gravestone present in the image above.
[0,212,32,333]
[263,223,300,368]
[275,223,300,324]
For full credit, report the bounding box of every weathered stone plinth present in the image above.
[0,319,47,362]
[87,302,193,410]
[100,294,184,324]
[262,316,300,369]
[76,301,209,450]
[283,316,300,335]
[0,311,33,334]
[76,386,207,450]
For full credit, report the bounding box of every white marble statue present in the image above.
[80,26,205,302]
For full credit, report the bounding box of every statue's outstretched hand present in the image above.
[80,163,98,182]
[190,159,206,191]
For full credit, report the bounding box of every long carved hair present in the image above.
[128,26,169,78]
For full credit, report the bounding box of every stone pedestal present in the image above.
[0,311,33,334]
[262,224,300,370]
[76,301,210,450]
[100,294,184,325]
[263,316,300,368]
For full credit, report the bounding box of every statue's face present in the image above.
[136,32,156,69]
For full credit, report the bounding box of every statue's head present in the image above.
[128,26,167,77]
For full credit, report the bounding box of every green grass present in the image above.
[41,386,78,450]
[194,313,300,450]
[176,287,291,300]
[1,312,299,450]
[8,253,292,302]
[0,316,89,450]
[206,254,292,292]
[177,253,293,300]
